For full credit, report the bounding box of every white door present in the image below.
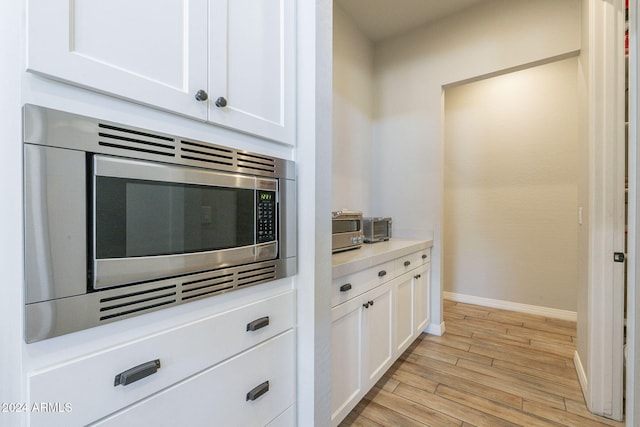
[208,0,295,143]
[627,0,639,424]
[584,0,626,420]
[27,0,208,120]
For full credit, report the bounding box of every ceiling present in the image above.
[334,0,488,42]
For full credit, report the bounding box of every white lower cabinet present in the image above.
[393,274,415,355]
[265,404,295,427]
[331,246,431,427]
[331,296,363,422]
[413,263,431,335]
[331,282,393,425]
[92,330,294,427]
[27,290,294,426]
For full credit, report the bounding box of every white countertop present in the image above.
[332,238,433,279]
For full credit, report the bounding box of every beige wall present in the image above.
[443,57,579,311]
[332,4,374,214]
[372,0,581,322]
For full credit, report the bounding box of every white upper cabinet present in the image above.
[209,0,294,143]
[27,0,294,144]
[27,0,209,120]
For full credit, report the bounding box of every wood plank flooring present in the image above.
[339,300,624,427]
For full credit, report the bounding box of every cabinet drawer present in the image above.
[396,250,430,274]
[331,259,396,307]
[266,404,295,427]
[28,291,294,427]
[91,330,294,427]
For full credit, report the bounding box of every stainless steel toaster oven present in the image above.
[331,210,363,253]
[363,217,392,243]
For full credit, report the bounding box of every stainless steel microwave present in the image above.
[23,104,296,342]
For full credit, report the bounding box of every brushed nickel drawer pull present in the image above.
[114,359,161,386]
[246,316,270,331]
[246,380,270,401]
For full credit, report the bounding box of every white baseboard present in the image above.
[574,350,589,403]
[443,292,577,321]
[425,321,445,336]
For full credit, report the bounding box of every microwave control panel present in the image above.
[257,190,277,243]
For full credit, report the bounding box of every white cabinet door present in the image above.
[393,274,414,355]
[330,281,394,426]
[209,0,294,142]
[27,0,208,120]
[92,330,294,427]
[362,282,394,386]
[331,295,364,424]
[413,263,431,335]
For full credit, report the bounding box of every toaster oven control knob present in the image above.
[194,89,209,102]
[215,96,228,108]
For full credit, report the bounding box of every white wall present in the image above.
[444,57,579,311]
[332,4,374,214]
[1,0,25,424]
[373,0,581,326]
[296,1,333,425]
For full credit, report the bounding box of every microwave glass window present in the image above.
[95,177,254,258]
[332,220,361,234]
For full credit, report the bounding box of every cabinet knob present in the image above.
[422,254,427,259]
[194,89,209,102]
[404,260,411,267]
[414,274,421,279]
[369,300,374,306]
[215,96,228,108]
[363,302,370,309]
[378,270,387,278]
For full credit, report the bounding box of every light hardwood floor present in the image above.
[339,300,625,427]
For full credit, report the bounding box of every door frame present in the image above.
[627,0,639,424]
[580,0,626,421]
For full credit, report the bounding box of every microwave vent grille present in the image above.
[98,284,178,321]
[179,140,277,175]
[180,271,235,301]
[179,140,235,167]
[237,152,276,174]
[237,265,277,287]
[97,123,177,158]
